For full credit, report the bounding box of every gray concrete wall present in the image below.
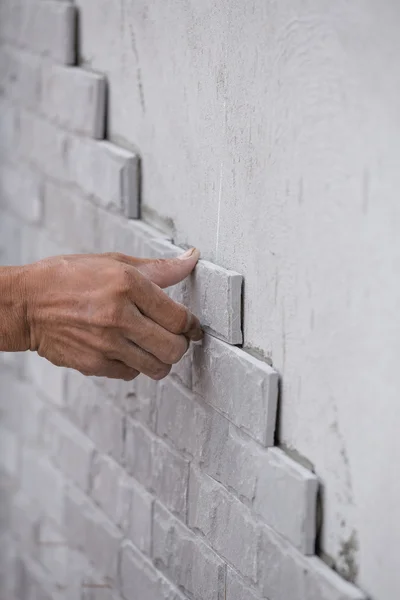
[0,0,399,599]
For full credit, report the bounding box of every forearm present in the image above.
[0,266,30,351]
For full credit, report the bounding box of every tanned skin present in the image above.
[0,248,202,381]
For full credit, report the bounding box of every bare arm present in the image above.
[0,266,30,352]
[0,249,202,381]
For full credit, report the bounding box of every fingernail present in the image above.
[178,247,196,260]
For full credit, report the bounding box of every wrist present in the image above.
[0,265,31,352]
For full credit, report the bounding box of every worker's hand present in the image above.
[23,249,202,380]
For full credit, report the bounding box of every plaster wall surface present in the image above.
[73,1,400,598]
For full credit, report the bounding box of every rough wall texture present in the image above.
[70,2,400,598]
[0,1,393,599]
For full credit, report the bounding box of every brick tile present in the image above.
[193,334,278,446]
[258,524,367,600]
[64,485,122,580]
[86,398,125,463]
[0,162,43,223]
[152,502,225,600]
[226,567,261,600]
[125,418,188,519]
[188,467,258,583]
[41,410,95,492]
[0,0,76,65]
[253,447,318,555]
[0,45,42,109]
[19,111,71,181]
[41,65,106,138]
[43,181,98,252]
[157,377,258,502]
[120,541,187,600]
[69,137,139,216]
[145,238,243,344]
[25,351,67,406]
[0,99,19,163]
[20,446,65,526]
[0,424,19,477]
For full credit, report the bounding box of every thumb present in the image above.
[135,247,200,288]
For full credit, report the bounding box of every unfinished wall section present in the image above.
[0,2,368,600]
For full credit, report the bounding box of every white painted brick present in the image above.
[69,137,139,215]
[90,453,130,529]
[125,374,157,430]
[226,568,261,600]
[146,238,243,344]
[65,547,115,600]
[0,99,19,163]
[0,208,21,265]
[188,467,258,583]
[64,485,122,580]
[37,519,69,587]
[41,65,106,138]
[158,380,316,552]
[18,111,71,181]
[96,211,161,255]
[90,452,153,554]
[125,418,188,519]
[170,344,193,389]
[253,447,318,555]
[20,226,72,266]
[0,45,42,109]
[15,555,63,600]
[0,1,75,65]
[41,410,94,491]
[193,334,279,445]
[44,181,98,252]
[125,477,153,555]
[0,424,19,476]
[0,532,18,599]
[0,376,45,442]
[124,418,152,482]
[20,446,65,525]
[25,351,67,406]
[0,163,43,222]
[0,348,25,375]
[152,502,225,600]
[120,541,187,600]
[86,398,125,463]
[0,470,17,534]
[10,489,41,556]
[151,435,189,521]
[64,370,100,431]
[156,377,211,459]
[189,260,242,344]
[157,376,259,502]
[258,524,367,600]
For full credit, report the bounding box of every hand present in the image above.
[23,249,202,380]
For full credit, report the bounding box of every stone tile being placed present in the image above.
[144,238,243,344]
[193,334,279,446]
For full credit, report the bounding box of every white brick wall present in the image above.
[0,5,368,600]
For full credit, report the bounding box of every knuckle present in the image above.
[170,307,188,334]
[89,356,107,376]
[151,363,171,381]
[166,339,187,364]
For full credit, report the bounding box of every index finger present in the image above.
[133,275,203,341]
